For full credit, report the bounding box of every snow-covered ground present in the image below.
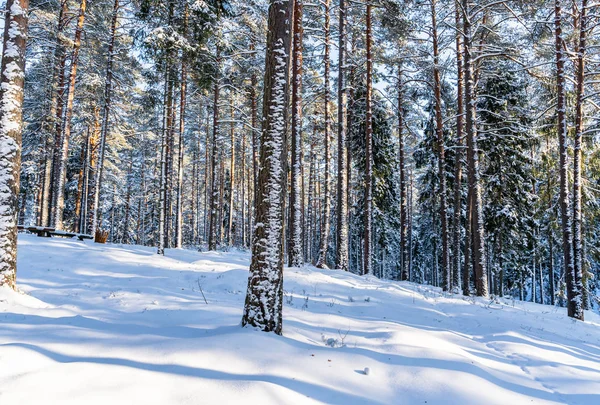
[1,234,600,404]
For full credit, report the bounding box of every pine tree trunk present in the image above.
[208,61,220,250]
[571,0,587,320]
[53,0,86,229]
[227,97,235,246]
[242,0,292,334]
[289,0,304,267]
[398,72,409,281]
[462,0,487,297]
[316,0,332,269]
[554,0,580,319]
[176,53,187,248]
[452,0,464,292]
[40,0,68,227]
[123,152,133,244]
[91,0,119,236]
[0,0,29,289]
[74,127,89,233]
[431,0,450,291]
[336,0,349,271]
[363,2,373,276]
[48,0,70,227]
[158,66,171,255]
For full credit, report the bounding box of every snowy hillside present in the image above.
[1,235,599,405]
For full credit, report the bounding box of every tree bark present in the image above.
[316,0,332,269]
[53,0,86,229]
[336,0,349,271]
[91,0,120,236]
[571,0,587,320]
[289,0,304,267]
[453,0,464,292]
[363,2,373,276]
[462,0,487,296]
[175,8,188,249]
[431,0,450,291]
[208,51,220,251]
[0,0,29,289]
[554,0,580,319]
[242,0,292,334]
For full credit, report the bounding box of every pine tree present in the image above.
[0,0,29,289]
[242,0,292,334]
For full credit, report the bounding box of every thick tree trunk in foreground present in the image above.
[336,0,349,271]
[242,0,292,334]
[0,0,29,289]
[289,0,304,267]
[554,0,582,320]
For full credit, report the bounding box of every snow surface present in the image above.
[1,234,600,404]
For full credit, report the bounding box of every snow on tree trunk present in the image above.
[227,96,235,247]
[208,64,219,251]
[336,0,349,272]
[452,0,464,292]
[176,17,188,249]
[91,0,119,237]
[462,0,487,297]
[242,0,292,334]
[557,0,583,320]
[363,3,373,276]
[431,0,450,291]
[398,71,409,281]
[0,0,29,289]
[316,0,332,270]
[53,0,86,230]
[289,0,304,267]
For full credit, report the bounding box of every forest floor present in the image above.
[1,234,599,404]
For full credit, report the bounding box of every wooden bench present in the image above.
[18,225,93,241]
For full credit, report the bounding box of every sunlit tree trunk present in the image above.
[0,0,29,289]
[242,0,292,334]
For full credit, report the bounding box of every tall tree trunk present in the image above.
[53,0,86,230]
[175,9,188,249]
[289,0,304,267]
[0,0,29,289]
[571,0,587,320]
[74,127,89,233]
[398,71,409,281]
[158,61,172,254]
[431,0,450,291]
[336,0,349,271]
[49,0,70,227]
[242,0,292,334]
[227,96,236,246]
[363,2,373,276]
[86,107,100,233]
[208,53,220,251]
[316,0,332,269]
[452,0,464,292]
[40,0,68,227]
[462,0,487,297]
[123,151,133,244]
[91,0,120,236]
[554,0,580,319]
